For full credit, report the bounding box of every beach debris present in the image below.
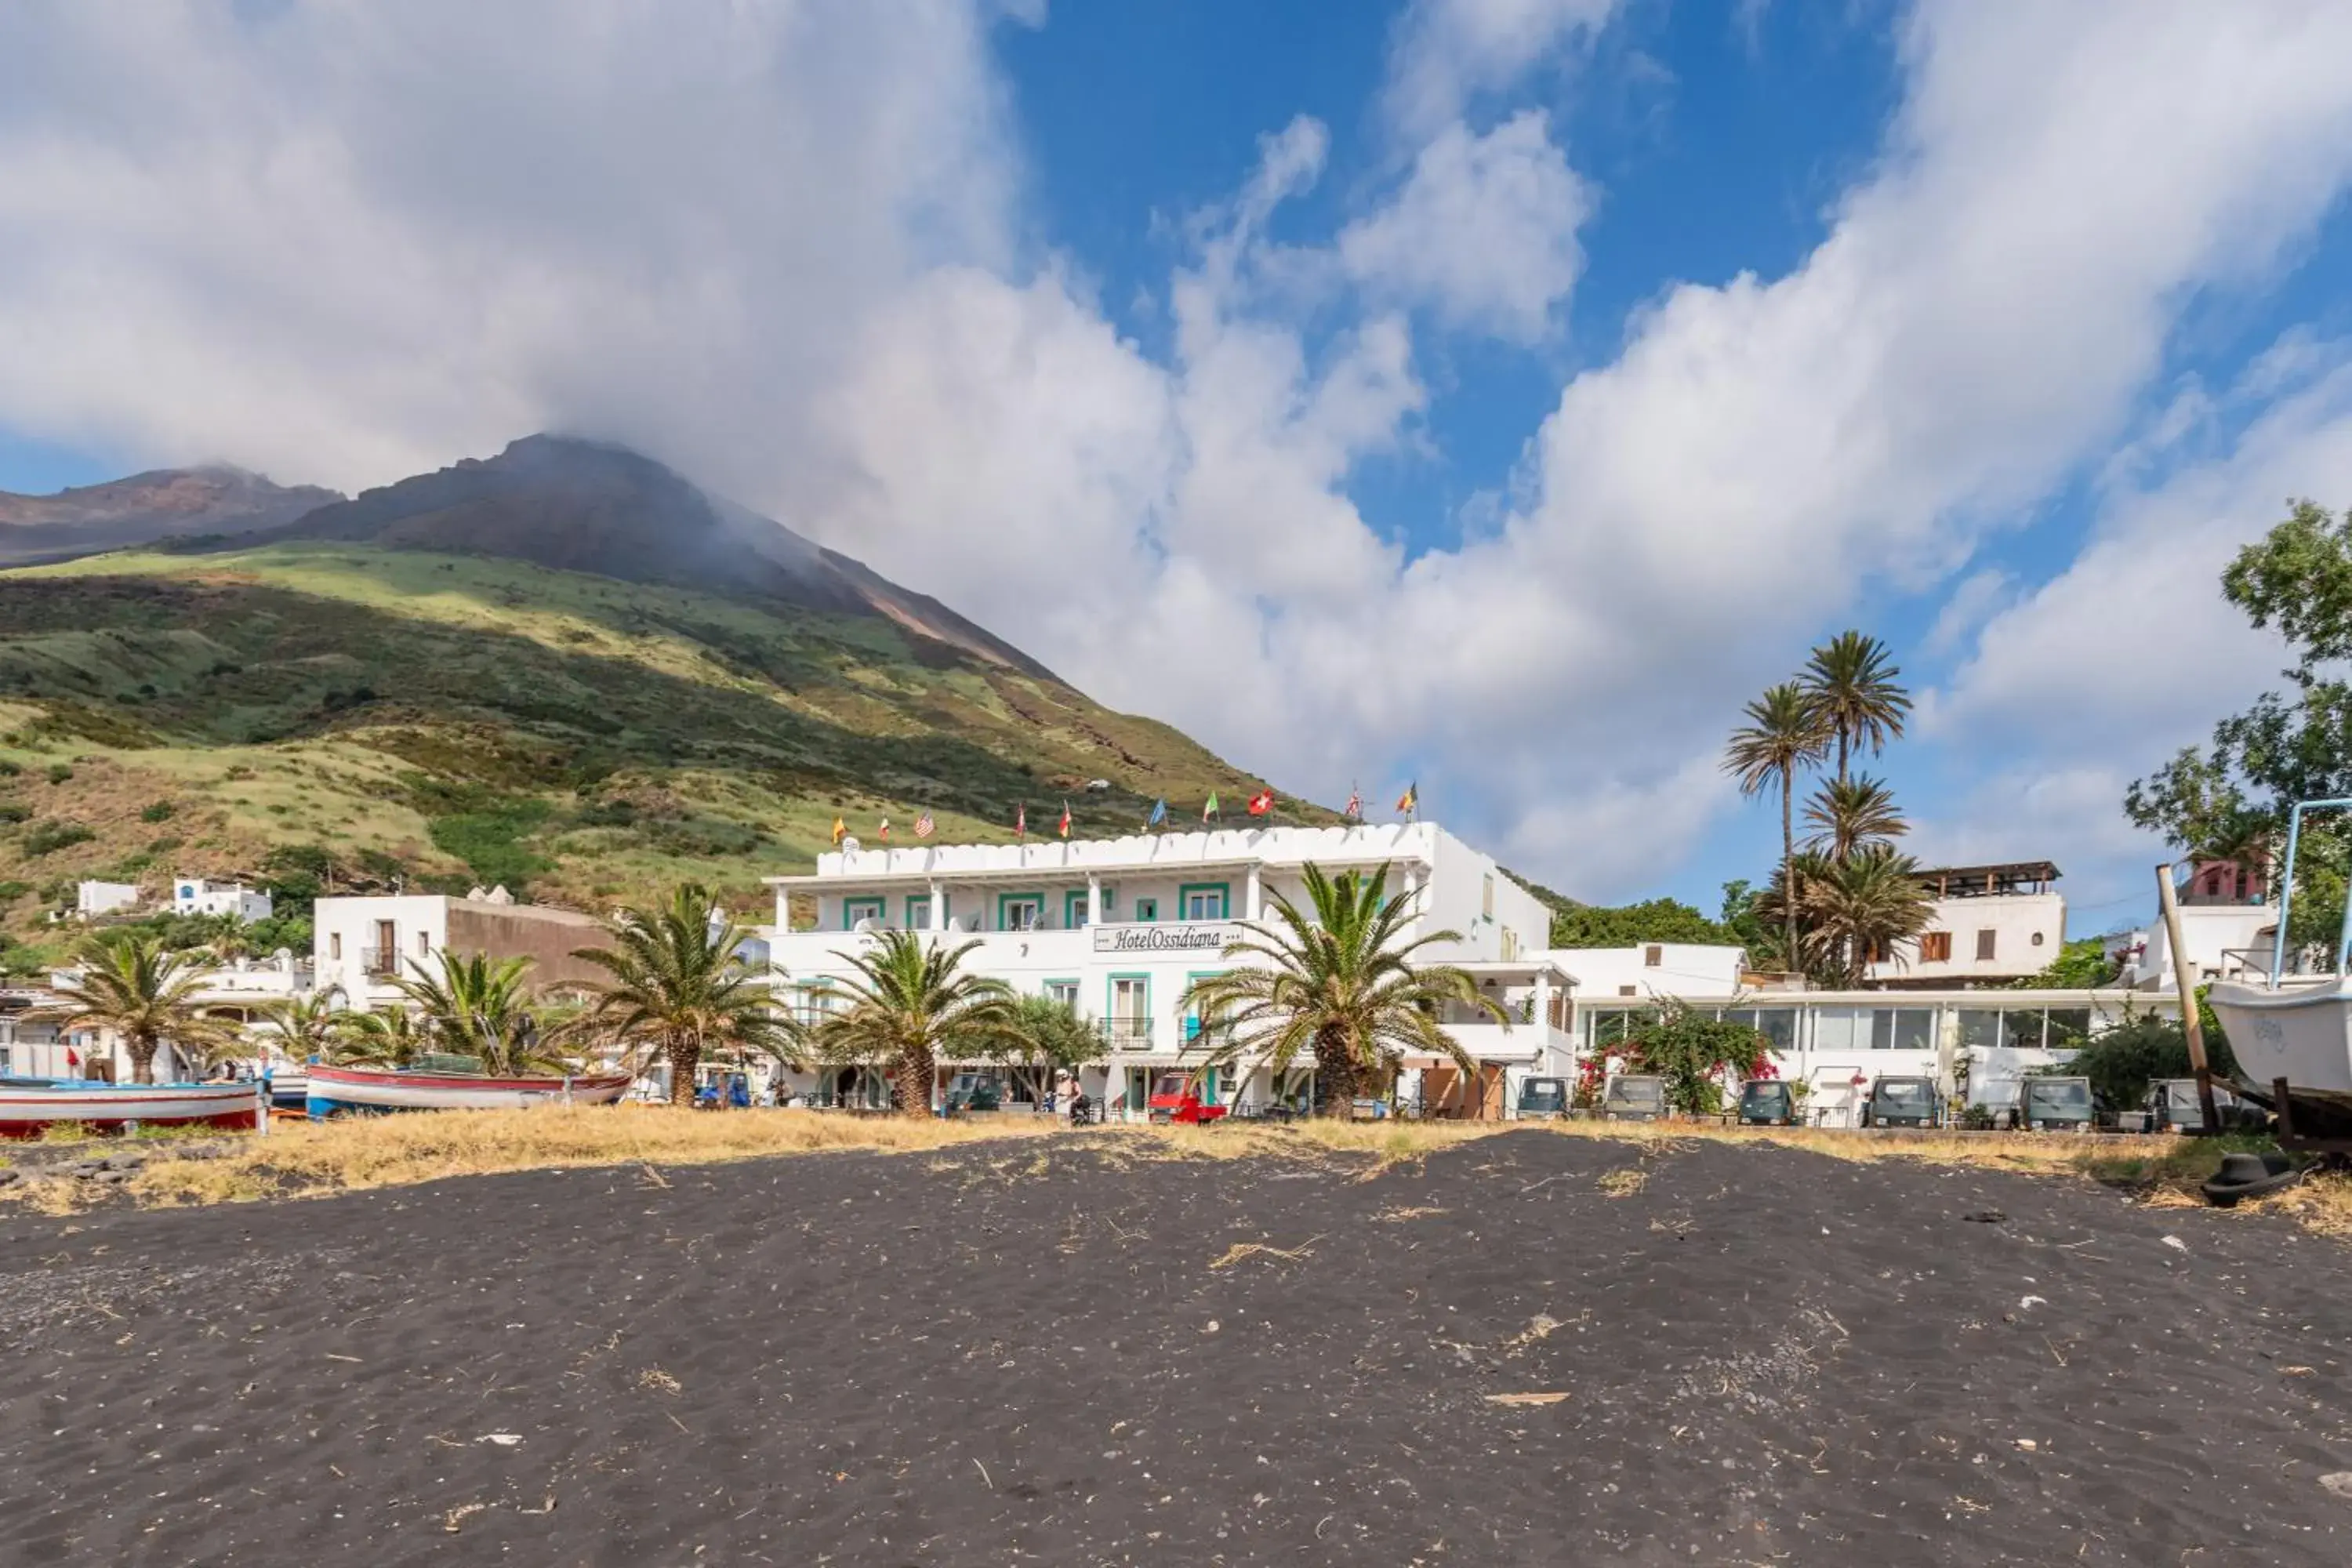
[1202,1319,1220,1334]
[1209,1237,1321,1270]
[476,1433,523,1446]
[1484,1392,1570,1407]
[637,1367,682,1396]
[1962,1210,2006,1224]
[2161,1236,2187,1253]
[443,1501,489,1533]
[2015,1439,2038,1452]
[1596,1169,1646,1198]
[2321,1472,2352,1500]
[2018,1296,2047,1311]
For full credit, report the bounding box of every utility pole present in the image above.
[2154,863,2222,1134]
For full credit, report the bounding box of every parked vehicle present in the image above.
[1148,1071,1226,1123]
[1861,1076,1942,1129]
[2020,1075,2096,1132]
[2141,1077,2265,1134]
[1735,1080,1796,1126]
[944,1073,1002,1114]
[1602,1073,1667,1122]
[1517,1076,1568,1118]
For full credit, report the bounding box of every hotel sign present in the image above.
[1091,922,1243,956]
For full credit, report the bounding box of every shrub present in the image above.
[1613,1004,1773,1116]
[140,800,176,823]
[2056,1013,2238,1109]
[0,803,29,824]
[0,881,31,902]
[21,821,96,857]
[45,764,72,785]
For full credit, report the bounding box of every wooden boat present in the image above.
[306,1064,633,1117]
[0,1077,263,1138]
[263,1071,309,1112]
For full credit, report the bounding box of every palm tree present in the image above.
[256,989,343,1070]
[1724,682,1831,966]
[570,885,799,1106]
[390,949,556,1076]
[329,1006,427,1068]
[1179,862,1509,1119]
[1801,631,1911,783]
[31,932,238,1083]
[1802,775,1908,861]
[203,913,259,963]
[812,929,1022,1117]
[1794,845,1934,986]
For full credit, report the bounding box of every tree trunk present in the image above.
[1780,771,1798,971]
[1836,728,1849,785]
[131,1036,157,1086]
[1312,1027,1356,1119]
[895,1044,935,1119]
[666,1037,699,1105]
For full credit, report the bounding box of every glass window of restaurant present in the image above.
[2045,1008,2092,1051]
[1870,1008,1936,1051]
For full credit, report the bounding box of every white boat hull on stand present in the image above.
[306,1065,633,1116]
[2205,978,2352,1130]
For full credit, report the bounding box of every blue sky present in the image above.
[5,1,2352,932]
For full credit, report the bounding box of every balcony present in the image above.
[361,946,401,978]
[1098,1018,1156,1052]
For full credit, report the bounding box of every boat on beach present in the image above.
[0,1077,263,1138]
[305,1064,633,1117]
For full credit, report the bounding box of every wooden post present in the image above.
[2155,863,2222,1134]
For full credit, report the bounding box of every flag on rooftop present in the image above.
[1147,797,1167,829]
[1345,786,1361,821]
[1203,791,1220,822]
[1247,788,1274,817]
[1014,802,1027,840]
[913,811,935,839]
[1396,782,1417,818]
[877,816,891,842]
[1058,800,1072,839]
[829,815,846,846]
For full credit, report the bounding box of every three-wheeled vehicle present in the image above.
[1602,1073,1668,1123]
[1517,1076,1569,1119]
[2140,1077,2264,1134]
[943,1073,1002,1115]
[1861,1076,1942,1129]
[1736,1080,1797,1126]
[1147,1071,1228,1123]
[2020,1075,2096,1132]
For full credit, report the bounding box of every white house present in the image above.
[2114,903,2275,991]
[313,889,609,1008]
[1550,942,1750,1000]
[172,876,274,923]
[1866,861,2066,988]
[763,822,1575,1116]
[75,880,141,919]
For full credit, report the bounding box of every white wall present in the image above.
[313,895,452,1006]
[75,880,140,918]
[1551,943,1748,1000]
[2118,904,2274,989]
[1869,893,2065,984]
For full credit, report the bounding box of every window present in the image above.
[1482,874,1495,920]
[329,933,343,960]
[1918,931,1952,963]
[2236,869,2250,900]
[2205,869,2223,898]
[2045,1008,2091,1051]
[1975,929,1998,962]
[1133,897,1158,923]
[1179,884,1229,920]
[1617,985,1636,996]
[1643,945,1662,967]
[1811,1007,1867,1054]
[1108,976,1149,1047]
[1957,1008,2002,1050]
[789,984,843,1027]
[1500,927,1519,961]
[2003,1009,2047,1050]
[416,931,431,956]
[1065,890,1091,929]
[843,897,885,930]
[1751,1009,1797,1054]
[1000,895,1044,931]
[1044,980,1080,1009]
[2031,931,2045,947]
[1867,1008,1935,1051]
[905,894,932,930]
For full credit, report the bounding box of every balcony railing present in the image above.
[1098,1018,1155,1051]
[361,947,401,978]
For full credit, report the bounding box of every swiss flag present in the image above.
[66,1047,80,1068]
[1247,789,1274,816]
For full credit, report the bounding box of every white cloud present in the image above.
[8,1,2352,907]
[1337,112,1590,343]
[1382,0,1624,141]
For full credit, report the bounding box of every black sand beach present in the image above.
[4,1130,2349,1566]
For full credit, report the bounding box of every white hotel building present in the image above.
[763,822,1577,1116]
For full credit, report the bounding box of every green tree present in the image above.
[1802,775,1907,861]
[1801,630,1911,784]
[1723,681,1831,965]
[2059,1011,2238,1109]
[1547,897,1734,949]
[569,884,799,1105]
[2024,935,2119,989]
[812,929,1022,1116]
[1179,862,1508,1118]
[256,989,344,1066]
[1617,1004,1771,1115]
[993,993,1105,1096]
[389,949,556,1076]
[328,1006,428,1068]
[32,932,239,1083]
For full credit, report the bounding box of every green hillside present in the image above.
[0,543,1315,941]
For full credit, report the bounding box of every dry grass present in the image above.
[114,1105,1056,1207]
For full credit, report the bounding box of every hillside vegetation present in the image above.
[0,543,1305,949]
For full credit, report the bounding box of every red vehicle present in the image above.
[1146,1071,1228,1124]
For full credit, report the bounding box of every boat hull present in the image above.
[306,1066,633,1117]
[0,1080,263,1138]
[2205,978,2352,1134]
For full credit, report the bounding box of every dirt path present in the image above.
[2,1131,2347,1565]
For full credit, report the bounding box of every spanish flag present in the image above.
[830,815,847,846]
[1396,782,1417,818]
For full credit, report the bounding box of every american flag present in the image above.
[914,811,935,839]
